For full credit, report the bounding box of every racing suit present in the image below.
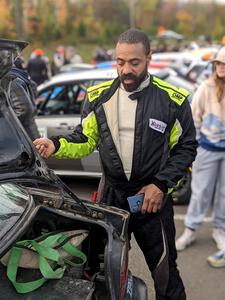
[51,76,197,299]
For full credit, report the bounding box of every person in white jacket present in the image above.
[176,46,225,253]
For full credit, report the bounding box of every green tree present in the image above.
[211,16,224,41]
[77,20,87,38]
[64,0,76,35]
[135,0,160,34]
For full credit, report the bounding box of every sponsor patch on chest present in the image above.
[149,118,167,133]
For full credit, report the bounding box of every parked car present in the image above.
[171,60,213,85]
[59,63,96,73]
[0,38,147,300]
[195,62,213,86]
[151,46,219,68]
[35,67,194,205]
[96,60,169,70]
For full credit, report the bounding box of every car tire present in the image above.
[172,171,191,205]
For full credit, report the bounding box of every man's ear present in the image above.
[147,50,152,64]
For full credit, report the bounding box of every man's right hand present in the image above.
[33,138,56,159]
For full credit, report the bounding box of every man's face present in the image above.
[115,42,151,92]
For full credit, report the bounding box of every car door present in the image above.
[35,80,102,177]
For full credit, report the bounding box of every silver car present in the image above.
[35,67,194,178]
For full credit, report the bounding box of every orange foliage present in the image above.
[176,10,192,23]
[0,0,15,35]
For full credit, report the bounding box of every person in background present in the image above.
[207,248,225,268]
[65,46,83,64]
[91,47,108,64]
[176,47,225,253]
[27,48,48,85]
[207,249,225,268]
[2,57,40,140]
[33,28,197,299]
[51,45,68,76]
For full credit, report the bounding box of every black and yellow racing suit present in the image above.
[51,76,197,300]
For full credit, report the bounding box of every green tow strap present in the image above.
[6,232,87,294]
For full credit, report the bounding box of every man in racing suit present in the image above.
[34,29,197,299]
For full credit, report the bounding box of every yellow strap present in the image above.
[87,80,113,102]
[152,76,188,106]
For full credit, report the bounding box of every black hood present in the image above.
[7,67,31,86]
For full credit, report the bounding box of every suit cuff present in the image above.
[152,178,168,194]
[50,137,61,154]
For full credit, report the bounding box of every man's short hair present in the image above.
[117,28,150,55]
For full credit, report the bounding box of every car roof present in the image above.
[60,63,96,73]
[38,67,161,90]
[38,68,118,90]
[37,67,194,94]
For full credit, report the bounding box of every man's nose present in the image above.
[122,63,132,74]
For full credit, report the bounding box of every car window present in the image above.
[49,86,64,99]
[44,85,69,115]
[35,90,51,107]
[37,81,91,116]
[186,65,206,82]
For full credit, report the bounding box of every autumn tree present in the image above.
[0,0,16,38]
[135,0,160,34]
[1,0,225,44]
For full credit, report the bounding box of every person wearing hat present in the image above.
[27,48,48,85]
[176,47,225,254]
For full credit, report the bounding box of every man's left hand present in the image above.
[138,184,164,214]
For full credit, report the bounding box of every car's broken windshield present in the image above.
[0,183,29,238]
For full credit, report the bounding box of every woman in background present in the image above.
[176,47,225,262]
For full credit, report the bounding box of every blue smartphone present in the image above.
[127,194,144,213]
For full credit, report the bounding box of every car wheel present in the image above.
[172,171,191,205]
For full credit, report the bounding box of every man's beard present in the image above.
[120,67,148,92]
